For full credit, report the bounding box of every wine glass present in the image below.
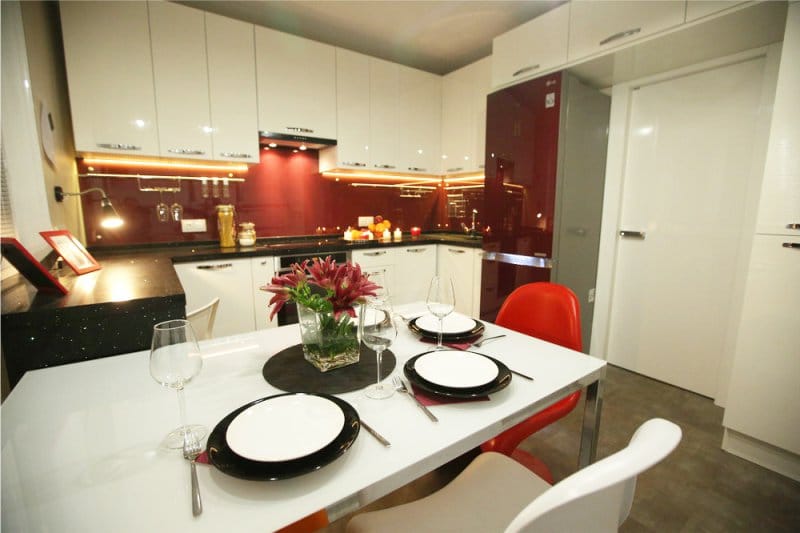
[426,275,456,350]
[149,319,206,449]
[361,299,397,400]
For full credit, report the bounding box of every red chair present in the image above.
[480,282,583,483]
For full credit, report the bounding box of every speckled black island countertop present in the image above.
[1,233,481,387]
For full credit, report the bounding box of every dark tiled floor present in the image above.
[326,365,800,532]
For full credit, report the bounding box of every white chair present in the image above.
[185,297,220,341]
[346,418,682,533]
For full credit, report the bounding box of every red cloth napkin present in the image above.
[420,335,480,351]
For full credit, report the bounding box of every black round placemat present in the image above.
[263,344,396,394]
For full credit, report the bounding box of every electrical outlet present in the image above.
[358,216,374,227]
[588,288,596,303]
[181,219,207,233]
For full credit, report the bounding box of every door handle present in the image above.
[619,230,646,239]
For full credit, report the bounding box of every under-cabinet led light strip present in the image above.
[78,172,245,182]
[81,157,249,173]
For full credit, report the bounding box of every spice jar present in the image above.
[216,204,236,248]
[238,222,256,247]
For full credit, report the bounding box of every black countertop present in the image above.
[1,233,481,315]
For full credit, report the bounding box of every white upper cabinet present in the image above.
[441,57,491,174]
[369,58,400,171]
[568,1,686,62]
[59,1,159,156]
[320,48,371,170]
[255,27,337,140]
[205,12,259,163]
[398,66,441,174]
[491,3,570,89]
[149,1,212,159]
[686,1,745,22]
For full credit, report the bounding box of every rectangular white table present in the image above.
[1,304,606,532]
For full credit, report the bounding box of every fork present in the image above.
[471,334,506,348]
[393,376,438,422]
[183,431,203,517]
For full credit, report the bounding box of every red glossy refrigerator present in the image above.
[481,71,610,351]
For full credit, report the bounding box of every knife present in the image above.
[360,419,391,447]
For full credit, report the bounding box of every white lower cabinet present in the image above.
[351,249,396,299]
[723,235,800,457]
[174,258,256,337]
[437,245,482,317]
[252,256,278,331]
[393,245,437,305]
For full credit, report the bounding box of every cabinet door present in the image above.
[441,57,491,174]
[568,1,685,62]
[256,27,337,139]
[149,1,213,159]
[59,1,159,156]
[206,12,259,163]
[330,48,371,169]
[723,235,800,454]
[398,66,441,174]
[369,58,400,171]
[394,245,437,304]
[686,1,745,22]
[252,256,278,330]
[174,259,256,337]
[491,3,569,89]
[352,249,396,298]
[437,245,477,316]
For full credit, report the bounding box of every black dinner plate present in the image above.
[207,392,360,481]
[408,317,485,341]
[403,350,512,399]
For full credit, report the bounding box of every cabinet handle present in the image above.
[286,126,314,133]
[97,143,141,151]
[196,263,233,270]
[168,148,205,155]
[599,27,642,46]
[406,248,426,253]
[407,167,427,172]
[364,251,387,256]
[619,230,646,239]
[374,164,396,169]
[260,260,268,265]
[512,64,540,77]
[342,161,367,167]
[220,152,252,158]
[787,223,800,230]
[782,242,800,249]
[446,167,464,173]
[448,248,466,254]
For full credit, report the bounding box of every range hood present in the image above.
[259,131,337,150]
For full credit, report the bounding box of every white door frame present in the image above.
[590,44,781,405]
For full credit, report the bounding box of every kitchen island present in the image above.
[1,233,481,388]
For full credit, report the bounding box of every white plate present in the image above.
[225,394,345,462]
[415,313,477,335]
[414,350,499,389]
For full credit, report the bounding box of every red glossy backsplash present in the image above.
[80,148,453,247]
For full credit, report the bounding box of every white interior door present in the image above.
[606,57,767,397]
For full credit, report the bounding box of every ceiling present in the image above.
[177,0,564,75]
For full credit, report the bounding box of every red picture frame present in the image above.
[39,230,101,275]
[1,237,69,294]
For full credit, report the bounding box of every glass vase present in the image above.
[297,304,360,372]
